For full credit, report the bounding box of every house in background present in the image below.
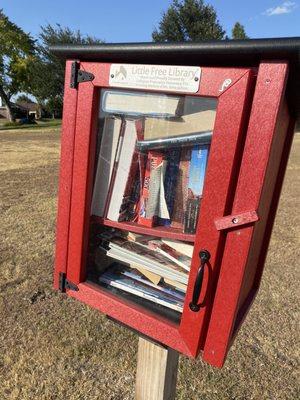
[0,96,8,119]
[0,96,45,120]
[15,100,42,119]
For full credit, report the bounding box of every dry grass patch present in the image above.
[0,129,299,399]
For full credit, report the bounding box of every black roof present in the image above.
[50,37,300,118]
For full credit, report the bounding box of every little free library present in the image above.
[51,38,299,368]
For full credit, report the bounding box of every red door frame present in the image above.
[54,61,256,360]
[54,61,79,289]
[203,62,294,367]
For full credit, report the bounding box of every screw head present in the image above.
[194,77,199,82]
[199,249,211,261]
[189,302,201,312]
[111,74,114,78]
[232,217,239,224]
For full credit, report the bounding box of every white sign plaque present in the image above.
[109,64,201,93]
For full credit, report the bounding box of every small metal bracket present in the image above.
[70,61,95,89]
[59,272,79,292]
[214,210,259,231]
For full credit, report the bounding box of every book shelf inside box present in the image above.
[93,216,196,243]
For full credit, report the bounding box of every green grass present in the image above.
[0,119,62,131]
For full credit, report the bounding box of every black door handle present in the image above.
[189,249,211,312]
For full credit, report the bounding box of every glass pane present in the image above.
[87,89,217,322]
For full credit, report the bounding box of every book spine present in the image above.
[183,144,209,233]
[157,148,181,226]
[170,148,191,229]
[184,198,200,234]
[138,151,164,227]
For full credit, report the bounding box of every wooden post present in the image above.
[135,337,179,400]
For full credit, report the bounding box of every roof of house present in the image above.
[15,101,39,112]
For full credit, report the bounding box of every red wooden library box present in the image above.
[51,38,299,368]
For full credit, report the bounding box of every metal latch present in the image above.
[214,210,259,231]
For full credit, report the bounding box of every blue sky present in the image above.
[1,0,299,42]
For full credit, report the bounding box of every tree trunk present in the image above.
[0,85,15,122]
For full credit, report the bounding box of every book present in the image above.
[164,278,187,292]
[144,109,216,140]
[103,236,188,285]
[128,262,186,291]
[184,198,200,233]
[106,119,138,221]
[148,159,169,220]
[161,238,194,258]
[171,148,192,229]
[133,265,161,285]
[120,268,185,301]
[157,148,181,226]
[147,240,191,271]
[126,231,158,245]
[124,232,191,271]
[102,90,184,117]
[118,119,144,222]
[99,270,183,312]
[96,230,188,290]
[91,117,122,216]
[138,151,169,227]
[183,145,209,233]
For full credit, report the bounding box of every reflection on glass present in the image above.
[88,89,217,320]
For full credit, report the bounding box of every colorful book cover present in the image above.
[183,144,209,233]
[147,240,191,271]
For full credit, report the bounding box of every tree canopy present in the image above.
[152,0,226,42]
[232,22,249,39]
[29,24,103,117]
[0,9,35,120]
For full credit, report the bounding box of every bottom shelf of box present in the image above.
[92,216,196,243]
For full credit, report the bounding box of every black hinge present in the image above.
[70,61,95,89]
[59,272,79,292]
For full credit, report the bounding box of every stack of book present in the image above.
[96,231,194,312]
[137,144,209,233]
[91,93,211,234]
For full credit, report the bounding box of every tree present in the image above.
[15,94,33,103]
[152,0,225,42]
[0,10,35,121]
[232,22,248,39]
[29,24,103,117]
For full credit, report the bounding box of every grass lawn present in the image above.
[0,118,62,131]
[0,128,299,399]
